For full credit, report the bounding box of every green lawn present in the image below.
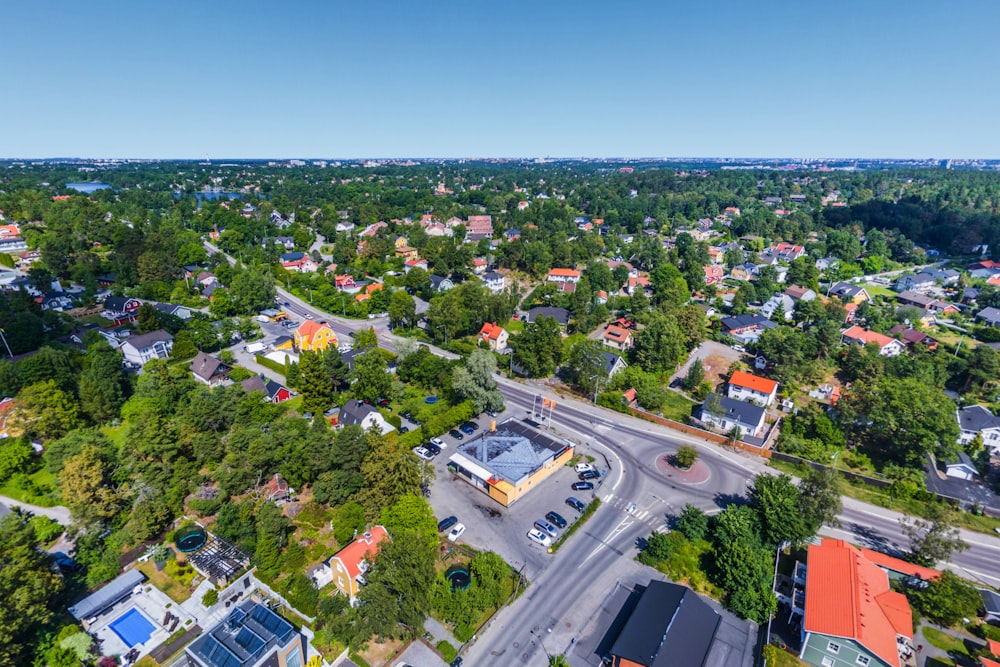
[660,390,697,422]
[0,467,59,506]
[862,283,898,298]
[923,627,972,658]
[764,646,809,667]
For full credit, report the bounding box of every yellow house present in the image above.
[294,320,338,352]
[321,526,390,602]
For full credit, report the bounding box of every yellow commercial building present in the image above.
[447,419,575,507]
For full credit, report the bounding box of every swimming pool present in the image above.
[109,608,156,647]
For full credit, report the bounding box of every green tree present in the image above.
[711,505,777,623]
[299,350,333,415]
[7,380,82,441]
[0,511,64,667]
[509,315,562,378]
[388,290,416,329]
[633,313,686,373]
[674,445,699,469]
[79,339,131,423]
[901,503,968,567]
[682,359,705,393]
[356,530,436,640]
[675,503,709,541]
[351,349,392,404]
[170,330,199,360]
[797,467,842,536]
[58,445,122,526]
[230,266,276,315]
[0,439,33,484]
[357,435,422,519]
[354,327,379,349]
[451,349,504,413]
[562,338,607,396]
[908,570,981,626]
[749,473,810,547]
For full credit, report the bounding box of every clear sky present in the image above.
[3,0,998,159]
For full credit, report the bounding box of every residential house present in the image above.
[815,256,840,271]
[546,268,582,284]
[957,405,1000,456]
[982,589,1000,624]
[360,221,388,237]
[698,393,767,438]
[465,215,494,237]
[703,264,724,285]
[404,258,429,273]
[471,258,487,274]
[602,325,634,352]
[339,400,395,435]
[894,273,935,293]
[606,580,748,667]
[189,352,231,386]
[429,275,454,292]
[923,267,960,285]
[525,306,570,327]
[102,296,143,324]
[784,285,817,302]
[120,330,173,366]
[481,270,505,293]
[355,282,383,303]
[185,601,307,667]
[945,452,979,481]
[772,242,806,261]
[761,293,796,321]
[334,275,361,292]
[888,325,939,351]
[730,263,759,282]
[294,320,338,352]
[310,527,390,604]
[281,252,319,273]
[895,291,939,310]
[976,307,1000,328]
[596,290,608,304]
[504,228,521,242]
[727,370,779,407]
[240,375,293,403]
[335,221,356,233]
[479,322,509,352]
[829,282,872,304]
[270,236,296,250]
[799,539,914,667]
[625,275,651,296]
[840,326,905,357]
[393,237,418,261]
[720,313,777,343]
[153,302,195,320]
[601,352,628,378]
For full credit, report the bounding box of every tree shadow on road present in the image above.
[713,492,747,509]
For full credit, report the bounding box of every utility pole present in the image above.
[0,329,12,359]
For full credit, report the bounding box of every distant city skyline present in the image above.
[4,0,999,159]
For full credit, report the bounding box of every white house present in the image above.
[957,405,1000,456]
[481,270,505,293]
[945,452,979,481]
[841,325,905,357]
[120,330,173,366]
[726,371,779,407]
[699,393,767,438]
[339,401,396,435]
[760,293,796,321]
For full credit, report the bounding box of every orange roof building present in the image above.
[294,320,338,352]
[800,539,914,667]
[841,325,904,357]
[602,324,634,352]
[546,267,581,283]
[478,322,509,352]
[726,370,779,407]
[322,526,389,602]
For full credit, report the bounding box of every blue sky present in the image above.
[3,0,998,158]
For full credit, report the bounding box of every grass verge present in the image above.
[550,498,601,553]
[923,627,971,658]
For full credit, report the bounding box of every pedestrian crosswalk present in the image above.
[601,493,670,533]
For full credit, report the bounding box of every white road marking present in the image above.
[579,516,634,568]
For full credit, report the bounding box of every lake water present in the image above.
[65,182,111,193]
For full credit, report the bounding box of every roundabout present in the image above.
[655,453,711,485]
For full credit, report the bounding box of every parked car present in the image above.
[305,313,313,320]
[430,437,446,448]
[731,344,746,352]
[412,446,434,461]
[571,482,594,491]
[566,497,586,512]
[449,658,463,667]
[578,470,600,481]
[545,511,567,529]
[424,442,441,456]
[533,519,559,539]
[574,462,596,474]
[459,423,475,435]
[487,410,500,418]
[464,421,480,431]
[527,528,552,547]
[377,398,390,407]
[438,516,458,533]
[449,429,465,440]
[447,523,466,542]
[399,426,409,433]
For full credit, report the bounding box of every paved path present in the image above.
[0,495,72,525]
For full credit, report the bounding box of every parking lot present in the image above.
[422,411,607,579]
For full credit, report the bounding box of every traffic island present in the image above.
[655,454,711,485]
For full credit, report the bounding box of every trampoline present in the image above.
[109,609,155,647]
[446,564,471,591]
[175,526,208,553]
[424,395,439,404]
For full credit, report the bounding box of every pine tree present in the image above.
[79,340,130,424]
[298,351,333,415]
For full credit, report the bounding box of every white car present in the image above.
[575,462,596,474]
[447,523,466,542]
[527,528,552,548]
[412,446,434,461]
[430,437,446,449]
[304,313,313,320]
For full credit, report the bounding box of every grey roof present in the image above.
[829,281,867,298]
[977,307,1000,325]
[610,580,721,667]
[602,351,627,377]
[280,251,304,262]
[339,400,380,427]
[701,393,767,429]
[190,352,230,381]
[896,291,937,307]
[720,313,772,333]
[923,455,1000,513]
[186,601,296,667]
[69,569,146,620]
[482,270,503,282]
[124,329,173,350]
[342,345,376,371]
[982,588,1000,614]
[456,419,570,484]
[526,306,570,326]
[958,405,1000,433]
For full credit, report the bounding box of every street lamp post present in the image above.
[530,628,552,661]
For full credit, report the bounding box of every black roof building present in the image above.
[610,580,721,667]
[525,306,570,326]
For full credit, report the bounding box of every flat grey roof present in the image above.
[69,568,146,620]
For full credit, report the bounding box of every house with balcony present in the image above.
[121,330,173,367]
[310,527,390,604]
[102,296,143,325]
[957,405,1000,456]
[546,268,581,284]
[841,326,905,357]
[727,370,779,407]
[481,270,505,293]
[190,352,232,386]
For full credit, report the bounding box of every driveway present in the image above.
[671,340,746,388]
[0,496,73,526]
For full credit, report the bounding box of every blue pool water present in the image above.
[109,608,155,647]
